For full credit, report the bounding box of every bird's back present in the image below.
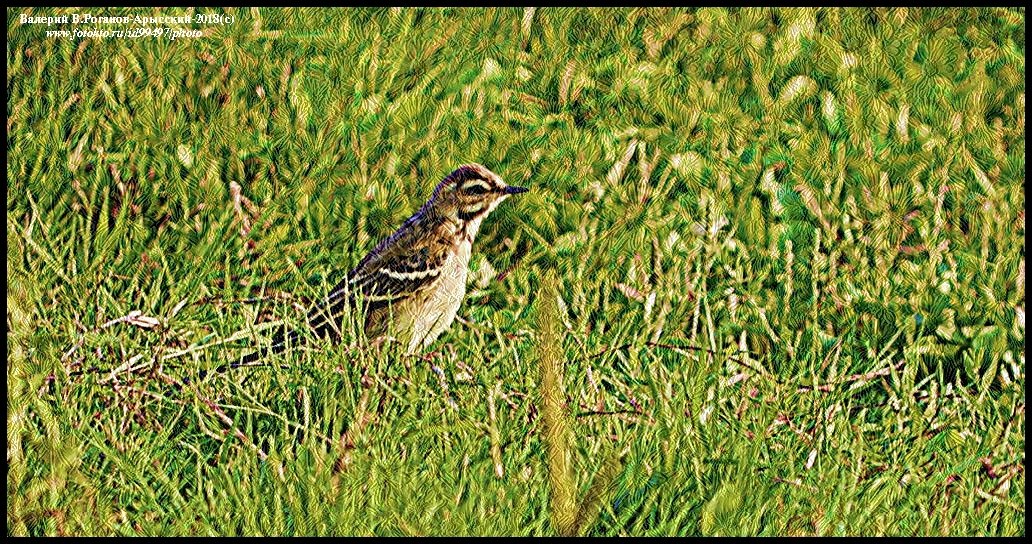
[237,206,453,365]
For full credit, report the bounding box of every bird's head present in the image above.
[428,163,527,225]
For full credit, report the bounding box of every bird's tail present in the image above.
[198,326,305,376]
[209,295,353,375]
[236,326,303,367]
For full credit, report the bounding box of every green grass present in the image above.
[7,6,1025,536]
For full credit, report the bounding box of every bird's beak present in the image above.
[504,185,529,195]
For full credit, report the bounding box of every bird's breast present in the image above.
[401,240,470,353]
[439,238,472,297]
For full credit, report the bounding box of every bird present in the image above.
[234,163,527,368]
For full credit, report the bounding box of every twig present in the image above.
[103,365,272,461]
[195,292,308,315]
[62,310,160,364]
[975,488,1025,513]
[203,398,268,461]
[335,387,374,474]
[488,380,504,479]
[575,409,642,418]
[116,381,336,449]
[796,360,905,393]
[112,383,173,404]
[585,340,772,381]
[990,462,1025,496]
[90,324,286,384]
[494,243,532,284]
[454,315,493,334]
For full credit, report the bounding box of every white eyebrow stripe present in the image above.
[462,178,492,190]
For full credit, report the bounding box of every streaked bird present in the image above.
[237,163,527,367]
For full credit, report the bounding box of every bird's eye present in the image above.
[464,184,491,195]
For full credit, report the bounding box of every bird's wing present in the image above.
[306,217,450,337]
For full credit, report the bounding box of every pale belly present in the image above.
[379,240,471,353]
